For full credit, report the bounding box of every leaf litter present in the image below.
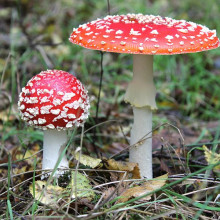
[29,171,95,207]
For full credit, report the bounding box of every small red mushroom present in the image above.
[69,14,220,179]
[18,70,90,177]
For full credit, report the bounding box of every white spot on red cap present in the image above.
[150,30,158,34]
[177,29,188,33]
[165,35,174,40]
[51,109,61,115]
[116,30,123,34]
[53,99,62,106]
[40,96,50,103]
[47,124,55,129]
[63,93,75,101]
[41,105,53,114]
[19,104,25,110]
[38,118,46,124]
[67,114,76,119]
[85,32,93,36]
[150,38,158,42]
[129,28,141,36]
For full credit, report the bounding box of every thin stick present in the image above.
[107,0,111,15]
[92,51,104,157]
[1,53,11,89]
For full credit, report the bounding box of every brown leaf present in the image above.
[103,186,116,200]
[118,174,168,203]
[104,158,141,179]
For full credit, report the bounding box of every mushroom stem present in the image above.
[130,107,152,179]
[125,54,156,179]
[42,130,69,177]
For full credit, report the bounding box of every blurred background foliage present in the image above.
[0,0,219,122]
[0,0,220,130]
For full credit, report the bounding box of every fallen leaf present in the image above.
[29,171,95,206]
[203,145,220,173]
[104,158,141,179]
[74,152,102,168]
[118,174,168,203]
[15,144,41,164]
[68,171,95,200]
[29,181,65,207]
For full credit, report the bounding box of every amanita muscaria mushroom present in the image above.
[69,14,220,179]
[18,70,90,177]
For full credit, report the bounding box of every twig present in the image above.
[154,153,207,166]
[1,53,11,89]
[110,122,184,159]
[107,0,111,15]
[86,119,129,145]
[35,45,53,68]
[92,51,104,157]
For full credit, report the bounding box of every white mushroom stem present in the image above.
[130,107,153,179]
[42,130,69,177]
[124,54,156,179]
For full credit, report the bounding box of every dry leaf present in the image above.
[203,145,220,173]
[74,152,102,168]
[118,174,168,203]
[29,172,95,206]
[104,158,141,179]
[15,144,41,165]
[68,171,95,200]
[29,181,65,207]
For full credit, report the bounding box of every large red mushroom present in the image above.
[18,69,90,177]
[69,14,220,178]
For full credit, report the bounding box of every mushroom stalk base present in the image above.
[42,130,69,177]
[129,107,152,179]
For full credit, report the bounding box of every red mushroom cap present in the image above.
[69,14,220,55]
[18,70,90,130]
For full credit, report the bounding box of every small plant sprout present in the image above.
[69,14,220,179]
[18,70,90,177]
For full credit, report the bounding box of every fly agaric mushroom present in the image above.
[18,70,90,177]
[69,14,220,179]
